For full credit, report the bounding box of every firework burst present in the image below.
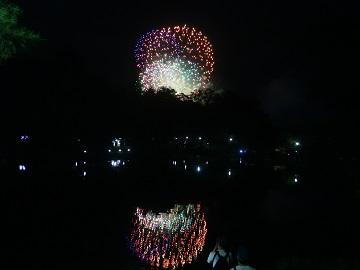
[139,58,203,95]
[134,28,181,70]
[134,25,214,95]
[169,25,214,81]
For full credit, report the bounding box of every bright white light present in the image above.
[83,172,86,176]
[239,149,243,153]
[108,149,111,152]
[139,58,203,95]
[75,162,77,166]
[84,150,87,153]
[295,142,300,146]
[196,166,201,172]
[294,178,298,183]
[111,160,121,167]
[198,137,202,140]
[119,149,122,152]
[19,165,26,170]
[228,169,231,176]
[229,138,233,141]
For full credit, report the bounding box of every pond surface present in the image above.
[2,155,360,269]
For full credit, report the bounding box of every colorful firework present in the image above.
[126,203,207,269]
[134,28,181,70]
[134,24,214,95]
[169,25,214,81]
[139,58,203,95]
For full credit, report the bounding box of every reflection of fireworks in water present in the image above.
[127,203,207,269]
[139,58,203,95]
[135,24,214,95]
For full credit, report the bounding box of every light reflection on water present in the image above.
[4,155,360,270]
[11,153,302,188]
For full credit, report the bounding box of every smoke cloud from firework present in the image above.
[134,25,214,95]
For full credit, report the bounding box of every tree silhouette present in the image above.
[0,0,43,64]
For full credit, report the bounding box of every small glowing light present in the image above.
[295,142,300,146]
[185,136,189,139]
[229,138,233,141]
[111,160,122,167]
[75,162,77,166]
[239,158,242,163]
[198,137,202,140]
[184,164,187,170]
[83,171,86,176]
[127,148,131,152]
[294,178,298,183]
[119,149,122,152]
[197,166,201,172]
[19,165,26,170]
[239,149,243,153]
[108,149,111,152]
[84,150,87,153]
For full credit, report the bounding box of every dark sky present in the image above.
[3,0,360,131]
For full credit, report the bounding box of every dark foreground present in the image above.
[2,165,360,270]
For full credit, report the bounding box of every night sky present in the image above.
[2,2,360,269]
[1,0,359,132]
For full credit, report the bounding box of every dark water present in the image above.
[2,157,360,269]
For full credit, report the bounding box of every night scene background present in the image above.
[1,0,360,269]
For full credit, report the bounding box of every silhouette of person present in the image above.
[207,235,233,269]
[230,244,256,270]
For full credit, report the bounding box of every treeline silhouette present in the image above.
[0,45,278,153]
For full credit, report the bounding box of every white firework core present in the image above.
[139,58,204,95]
